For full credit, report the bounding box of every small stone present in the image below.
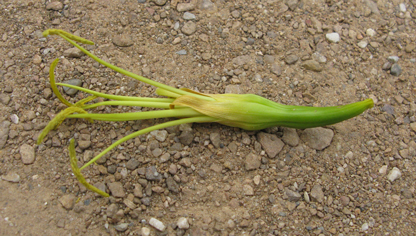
[1,172,20,183]
[312,52,327,63]
[382,61,392,70]
[0,121,11,149]
[114,223,129,232]
[62,79,82,96]
[410,123,416,132]
[46,1,63,10]
[20,144,35,164]
[339,196,350,206]
[166,177,179,193]
[78,140,91,149]
[145,166,162,180]
[10,114,19,124]
[286,189,301,202]
[326,32,340,43]
[282,128,299,146]
[141,227,151,236]
[405,44,415,53]
[243,185,254,196]
[257,132,284,158]
[149,217,166,231]
[357,41,368,49]
[159,153,171,163]
[387,56,400,63]
[310,185,324,203]
[245,153,261,171]
[33,54,42,64]
[154,0,167,6]
[63,48,84,58]
[108,182,126,198]
[176,50,187,55]
[179,130,194,145]
[361,223,369,231]
[201,52,212,60]
[126,158,140,170]
[0,94,10,105]
[59,194,76,210]
[300,127,334,150]
[302,60,323,72]
[379,165,388,175]
[183,12,196,20]
[177,217,190,229]
[112,34,133,47]
[366,28,376,37]
[387,167,401,182]
[284,54,299,65]
[181,21,197,35]
[210,132,221,148]
[390,64,402,76]
[399,3,406,12]
[177,3,195,12]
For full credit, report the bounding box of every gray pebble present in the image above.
[62,79,82,96]
[300,127,334,150]
[63,48,84,58]
[183,12,196,20]
[46,1,63,11]
[245,153,261,171]
[176,50,187,55]
[112,34,133,47]
[138,0,146,3]
[284,55,299,65]
[166,177,179,193]
[302,60,323,72]
[246,38,255,45]
[282,128,300,146]
[153,0,167,6]
[0,121,11,149]
[310,185,324,203]
[0,93,11,105]
[141,197,151,206]
[181,22,197,35]
[114,223,129,232]
[390,63,402,76]
[145,166,162,180]
[382,104,395,115]
[286,189,301,202]
[20,144,35,164]
[257,132,284,158]
[177,3,195,12]
[382,61,392,70]
[59,194,76,210]
[387,56,399,63]
[1,172,20,183]
[210,132,221,148]
[179,130,194,145]
[107,182,126,198]
[126,158,141,170]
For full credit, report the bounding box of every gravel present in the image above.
[2,0,416,235]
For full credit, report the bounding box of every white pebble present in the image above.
[149,218,166,231]
[326,32,340,43]
[366,28,376,37]
[379,165,388,175]
[183,12,196,20]
[361,223,369,231]
[387,167,401,182]
[10,114,19,124]
[399,3,406,12]
[337,166,345,173]
[141,227,150,236]
[177,217,190,229]
[388,56,400,63]
[357,41,368,49]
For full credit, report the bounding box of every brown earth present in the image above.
[1,0,416,235]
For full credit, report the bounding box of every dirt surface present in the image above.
[1,0,416,235]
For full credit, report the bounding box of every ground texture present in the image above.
[0,0,416,235]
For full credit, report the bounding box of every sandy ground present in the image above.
[1,0,416,235]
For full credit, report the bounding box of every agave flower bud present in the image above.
[172,93,374,130]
